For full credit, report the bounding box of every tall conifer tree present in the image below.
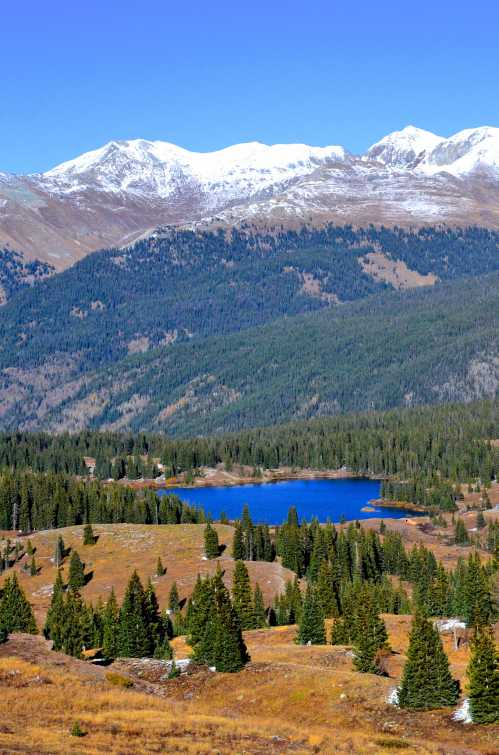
[398,612,458,710]
[0,573,37,634]
[467,624,499,723]
[204,523,220,559]
[297,583,325,645]
[117,571,152,657]
[232,560,255,630]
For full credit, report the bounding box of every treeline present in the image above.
[0,471,205,532]
[1,399,496,510]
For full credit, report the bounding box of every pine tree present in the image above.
[54,535,65,568]
[398,612,459,710]
[102,589,119,659]
[154,633,173,660]
[144,579,162,651]
[316,560,339,618]
[29,555,37,576]
[60,589,86,657]
[330,617,351,645]
[83,523,95,545]
[253,583,267,628]
[68,551,85,592]
[0,573,37,634]
[168,581,180,613]
[190,567,250,672]
[476,511,486,530]
[117,571,152,657]
[467,625,499,723]
[232,560,255,630]
[454,518,469,546]
[156,557,166,577]
[204,523,220,559]
[463,552,494,628]
[232,521,244,560]
[352,588,389,674]
[44,570,65,648]
[297,583,325,645]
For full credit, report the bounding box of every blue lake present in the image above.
[159,478,416,525]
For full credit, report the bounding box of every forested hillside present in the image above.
[0,249,53,304]
[0,225,498,432]
[1,270,496,433]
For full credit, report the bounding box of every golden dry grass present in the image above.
[0,521,498,753]
[1,619,499,754]
[0,523,295,628]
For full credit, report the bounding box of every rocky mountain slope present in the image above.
[2,126,499,268]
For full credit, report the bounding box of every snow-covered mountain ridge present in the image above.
[1,125,499,269]
[39,139,349,199]
[37,125,499,197]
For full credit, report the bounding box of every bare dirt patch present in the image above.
[360,252,438,289]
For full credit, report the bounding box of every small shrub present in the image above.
[70,721,86,737]
[168,660,181,679]
[105,671,133,688]
[374,738,410,749]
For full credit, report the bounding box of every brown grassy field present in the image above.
[0,514,498,753]
[0,523,295,628]
[1,617,498,754]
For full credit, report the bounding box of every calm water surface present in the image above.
[159,478,417,525]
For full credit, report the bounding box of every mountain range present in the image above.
[2,125,499,270]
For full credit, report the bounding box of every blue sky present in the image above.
[2,0,499,173]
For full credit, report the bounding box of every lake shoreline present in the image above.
[127,465,385,491]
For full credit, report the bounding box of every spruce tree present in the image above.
[168,581,180,613]
[398,612,458,710]
[454,519,469,546]
[102,589,119,659]
[204,523,220,559]
[316,560,339,618]
[232,522,244,560]
[60,589,86,657]
[117,571,152,657]
[297,583,325,645]
[253,583,267,628]
[68,550,85,592]
[144,579,162,651]
[476,511,486,530]
[201,568,250,672]
[463,552,494,627]
[352,588,389,674]
[0,573,37,634]
[330,617,351,645]
[232,560,255,630]
[156,557,166,577]
[467,624,499,723]
[44,570,65,648]
[190,567,250,671]
[29,555,37,576]
[54,535,65,568]
[83,523,95,545]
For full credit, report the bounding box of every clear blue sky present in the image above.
[2,0,499,173]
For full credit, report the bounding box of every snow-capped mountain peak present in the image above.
[366,125,444,167]
[38,138,348,200]
[417,126,499,176]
